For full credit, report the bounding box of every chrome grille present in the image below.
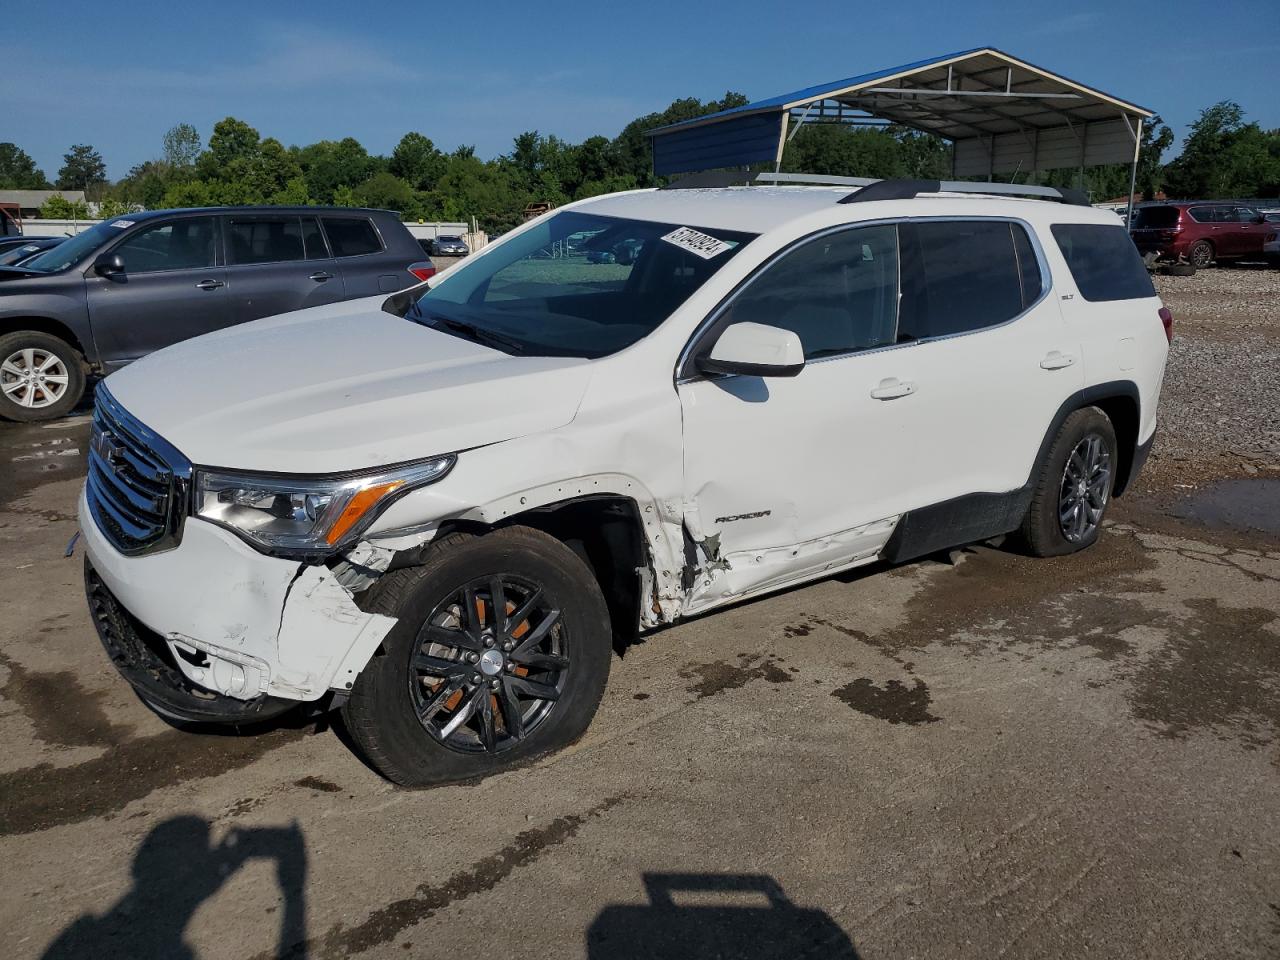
[86,388,190,555]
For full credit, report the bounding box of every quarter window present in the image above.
[1050,223,1156,302]
[113,218,216,273]
[908,220,1039,338]
[1187,206,1219,223]
[718,223,901,360]
[322,218,382,257]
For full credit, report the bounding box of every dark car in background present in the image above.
[0,206,433,421]
[1130,201,1278,268]
[429,234,469,256]
[0,235,61,256]
[0,237,65,267]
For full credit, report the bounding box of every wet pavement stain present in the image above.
[294,776,342,793]
[1127,598,1280,748]
[263,794,630,960]
[832,678,940,725]
[0,652,132,749]
[679,653,793,699]
[0,725,305,836]
[1172,478,1280,536]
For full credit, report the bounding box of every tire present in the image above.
[341,526,613,786]
[1018,407,1118,558]
[1187,240,1214,269]
[0,330,86,422]
[1160,263,1197,277]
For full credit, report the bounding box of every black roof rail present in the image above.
[840,179,1090,206]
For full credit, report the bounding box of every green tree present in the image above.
[353,172,416,214]
[1163,101,1280,198]
[57,144,107,192]
[201,117,261,175]
[162,123,202,171]
[270,176,312,206]
[296,138,382,203]
[389,132,445,191]
[0,143,51,189]
[95,197,133,219]
[1136,115,1175,200]
[38,193,91,218]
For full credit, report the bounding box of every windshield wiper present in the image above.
[426,314,527,354]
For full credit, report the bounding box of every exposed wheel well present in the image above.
[438,496,649,654]
[1089,394,1140,496]
[0,317,91,367]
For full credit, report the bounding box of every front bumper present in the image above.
[79,487,397,708]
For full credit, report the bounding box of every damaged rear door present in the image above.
[677,222,913,607]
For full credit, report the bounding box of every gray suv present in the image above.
[0,206,433,421]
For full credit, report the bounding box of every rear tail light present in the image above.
[1158,306,1174,344]
[408,262,436,282]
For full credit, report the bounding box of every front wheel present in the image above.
[341,526,612,786]
[0,330,86,422]
[1018,407,1118,557]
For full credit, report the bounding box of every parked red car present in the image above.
[1130,201,1278,268]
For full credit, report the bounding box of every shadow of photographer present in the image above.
[588,872,861,959]
[41,815,307,960]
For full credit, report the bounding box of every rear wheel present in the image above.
[341,526,612,786]
[1019,407,1118,557]
[0,330,86,422]
[1187,240,1214,268]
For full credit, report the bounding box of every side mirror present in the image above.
[696,322,805,378]
[94,253,125,279]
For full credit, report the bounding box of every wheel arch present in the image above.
[1033,381,1142,497]
[0,316,91,368]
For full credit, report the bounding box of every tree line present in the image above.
[1,96,1276,233]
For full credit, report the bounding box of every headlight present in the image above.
[194,455,455,556]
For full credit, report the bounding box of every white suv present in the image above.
[80,177,1170,785]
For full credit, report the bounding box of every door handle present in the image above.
[309,271,333,282]
[1040,351,1077,370]
[194,279,224,291]
[870,377,915,400]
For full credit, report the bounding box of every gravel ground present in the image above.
[1139,265,1280,490]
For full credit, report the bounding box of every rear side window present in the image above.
[227,217,305,265]
[908,220,1040,338]
[1187,206,1219,224]
[1050,223,1156,302]
[322,218,382,257]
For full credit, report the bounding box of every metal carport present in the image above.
[647,48,1153,222]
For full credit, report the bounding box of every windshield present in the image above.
[21,221,118,273]
[395,211,755,359]
[1131,207,1180,229]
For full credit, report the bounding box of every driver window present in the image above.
[723,223,900,359]
[113,218,216,273]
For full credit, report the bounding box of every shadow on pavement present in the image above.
[40,815,308,960]
[588,872,860,959]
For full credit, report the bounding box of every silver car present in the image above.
[431,235,469,256]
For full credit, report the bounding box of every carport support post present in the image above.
[1125,117,1143,230]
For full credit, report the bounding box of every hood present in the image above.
[0,265,46,282]
[105,297,594,474]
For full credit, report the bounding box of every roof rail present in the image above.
[659,171,1090,206]
[840,179,1089,206]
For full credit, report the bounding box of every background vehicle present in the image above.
[0,206,432,421]
[1130,201,1278,267]
[429,235,470,256]
[0,236,65,267]
[0,235,60,256]
[80,179,1169,787]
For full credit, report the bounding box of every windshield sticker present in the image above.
[110,220,134,229]
[21,245,38,252]
[661,226,732,260]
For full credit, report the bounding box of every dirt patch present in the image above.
[832,678,940,725]
[1170,478,1280,536]
[294,776,342,793]
[265,794,630,960]
[679,653,793,699]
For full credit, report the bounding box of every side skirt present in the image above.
[880,486,1032,565]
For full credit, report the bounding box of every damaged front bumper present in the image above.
[79,488,397,715]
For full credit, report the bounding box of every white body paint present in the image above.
[81,187,1169,703]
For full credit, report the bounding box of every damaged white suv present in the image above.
[81,176,1170,785]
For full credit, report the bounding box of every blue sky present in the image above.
[7,0,1279,180]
